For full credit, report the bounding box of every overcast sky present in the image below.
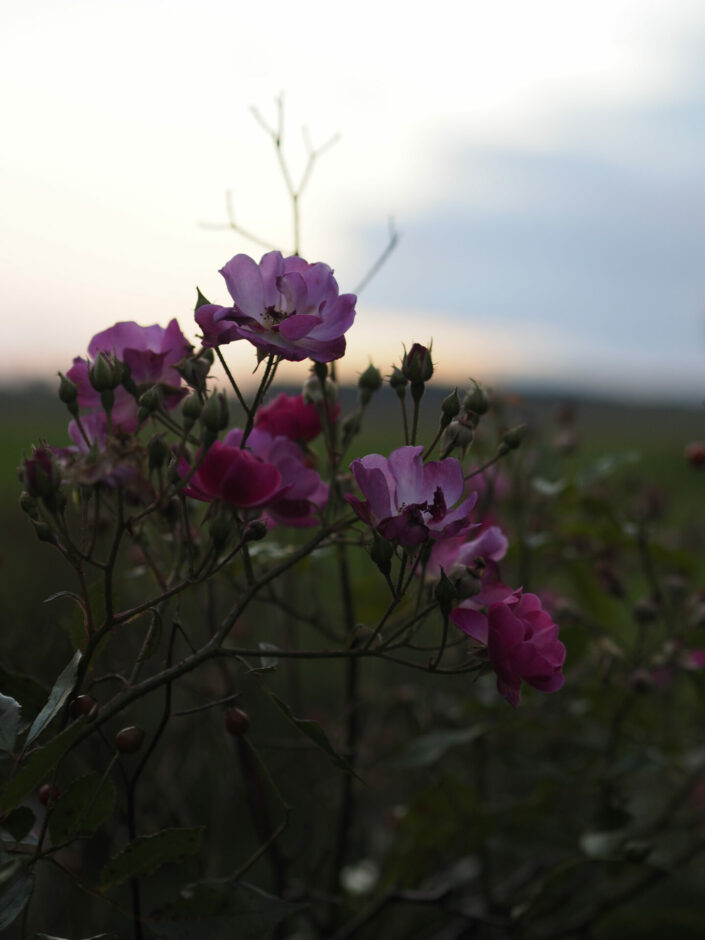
[3,0,705,400]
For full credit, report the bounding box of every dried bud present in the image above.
[302,375,338,406]
[446,563,482,600]
[115,726,145,754]
[441,419,475,456]
[200,392,229,434]
[463,381,489,416]
[402,343,434,385]
[225,707,250,736]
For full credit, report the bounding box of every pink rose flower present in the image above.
[346,445,475,549]
[195,251,356,362]
[225,428,328,527]
[67,320,191,432]
[182,441,282,508]
[453,591,565,707]
[254,393,339,442]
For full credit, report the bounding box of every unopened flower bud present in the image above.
[244,520,268,542]
[181,392,203,431]
[89,353,123,392]
[115,726,145,754]
[402,343,434,385]
[441,389,461,429]
[302,375,338,406]
[225,706,250,736]
[370,531,393,578]
[358,363,382,406]
[32,520,57,544]
[464,381,489,416]
[57,372,79,417]
[19,491,39,520]
[389,366,407,400]
[138,386,162,422]
[180,350,213,393]
[22,447,62,501]
[498,424,527,455]
[201,393,229,434]
[148,437,171,472]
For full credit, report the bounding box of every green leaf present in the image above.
[150,880,300,940]
[0,695,21,753]
[390,725,488,769]
[99,827,203,889]
[266,692,358,778]
[26,652,82,747]
[50,582,105,652]
[1,806,35,842]
[0,665,46,724]
[49,772,116,845]
[0,858,33,930]
[1,719,85,813]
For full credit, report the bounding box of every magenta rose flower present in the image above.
[225,428,328,527]
[254,393,339,442]
[182,441,282,508]
[346,445,475,549]
[195,251,356,362]
[67,320,191,432]
[453,591,566,707]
